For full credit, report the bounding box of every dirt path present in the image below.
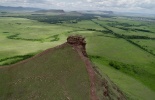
[73,45,98,100]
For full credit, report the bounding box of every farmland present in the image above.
[0,13,155,99]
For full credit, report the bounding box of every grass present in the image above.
[86,36,155,91]
[91,57,155,100]
[1,16,155,99]
[0,17,75,39]
[62,25,155,96]
[132,39,155,54]
[62,20,106,31]
[0,44,90,100]
[86,17,155,99]
[92,18,155,38]
[63,18,155,99]
[0,17,80,65]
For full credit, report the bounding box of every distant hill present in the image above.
[35,9,65,13]
[66,11,83,16]
[81,10,114,15]
[69,11,81,14]
[0,5,41,12]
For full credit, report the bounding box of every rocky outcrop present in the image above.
[67,35,126,100]
[67,35,87,56]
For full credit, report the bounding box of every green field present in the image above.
[0,17,82,65]
[132,39,155,54]
[63,16,155,99]
[0,14,155,100]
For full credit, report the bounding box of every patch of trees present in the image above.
[106,21,152,33]
[109,61,149,75]
[46,34,60,42]
[3,32,9,33]
[16,14,95,24]
[113,26,153,33]
[88,55,101,59]
[7,34,19,39]
[92,20,155,39]
[103,20,153,33]
[89,54,152,77]
[16,23,21,25]
[98,14,114,18]
[7,34,43,42]
[7,33,61,42]
[134,28,153,33]
[107,22,145,27]
[31,14,46,16]
[92,20,155,57]
[121,34,155,40]
[108,22,133,27]
[97,34,116,38]
[60,24,98,32]
[61,23,112,35]
[0,54,34,66]
[0,12,7,14]
[126,39,155,56]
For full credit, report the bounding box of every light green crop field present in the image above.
[132,39,155,54]
[62,20,106,30]
[0,15,155,100]
[0,17,82,65]
[93,17,155,36]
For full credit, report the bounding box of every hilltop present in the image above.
[0,5,40,12]
[35,9,65,13]
[0,36,126,100]
[81,10,114,15]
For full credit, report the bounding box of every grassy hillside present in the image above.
[1,15,155,99]
[0,43,91,100]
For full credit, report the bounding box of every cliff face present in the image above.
[67,35,126,100]
[67,35,87,56]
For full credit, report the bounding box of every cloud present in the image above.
[84,0,155,9]
[0,0,155,14]
[83,0,155,13]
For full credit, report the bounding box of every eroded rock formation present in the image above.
[67,35,87,56]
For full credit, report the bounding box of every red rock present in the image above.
[67,35,87,56]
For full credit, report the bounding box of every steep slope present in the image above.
[0,36,126,100]
[0,43,90,100]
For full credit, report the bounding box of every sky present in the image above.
[0,0,155,14]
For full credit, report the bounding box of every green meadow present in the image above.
[0,14,155,99]
[0,17,78,65]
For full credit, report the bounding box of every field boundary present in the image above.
[91,20,155,57]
